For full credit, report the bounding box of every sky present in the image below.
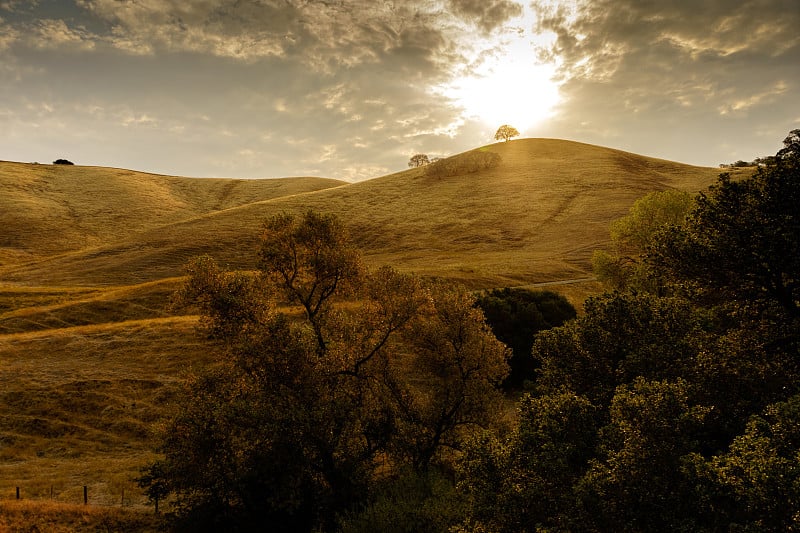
[0,0,798,181]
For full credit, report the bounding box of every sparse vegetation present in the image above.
[423,149,501,178]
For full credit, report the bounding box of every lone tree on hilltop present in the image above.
[408,153,430,168]
[494,125,519,142]
[53,158,74,165]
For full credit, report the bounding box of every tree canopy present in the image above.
[408,153,430,167]
[494,125,519,142]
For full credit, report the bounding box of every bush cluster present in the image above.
[424,151,501,178]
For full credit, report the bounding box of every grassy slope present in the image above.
[0,139,729,288]
[0,160,345,265]
[0,139,748,524]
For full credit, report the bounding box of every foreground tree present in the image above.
[494,125,519,142]
[650,146,800,321]
[140,211,508,532]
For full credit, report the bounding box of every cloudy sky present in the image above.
[1,0,797,181]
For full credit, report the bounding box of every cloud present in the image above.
[0,17,18,51]
[531,0,799,162]
[29,19,96,50]
[448,0,523,34]
[71,0,468,73]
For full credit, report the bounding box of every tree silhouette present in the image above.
[408,154,430,167]
[494,125,519,142]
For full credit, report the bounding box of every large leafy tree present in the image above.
[650,151,800,322]
[140,211,508,532]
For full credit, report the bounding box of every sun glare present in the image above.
[441,7,561,132]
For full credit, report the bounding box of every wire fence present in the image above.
[5,484,159,512]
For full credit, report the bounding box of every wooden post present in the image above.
[83,485,88,505]
[15,487,19,500]
[121,488,125,507]
[50,485,54,499]
[154,495,159,514]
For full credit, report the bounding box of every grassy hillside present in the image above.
[0,160,345,264]
[0,139,730,288]
[0,139,748,525]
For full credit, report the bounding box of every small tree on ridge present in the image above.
[494,125,519,142]
[408,154,430,168]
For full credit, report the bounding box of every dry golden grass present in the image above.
[0,139,749,529]
[0,159,345,263]
[0,499,161,532]
[1,139,733,288]
[0,317,214,511]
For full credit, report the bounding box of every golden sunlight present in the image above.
[446,57,560,131]
[441,6,561,132]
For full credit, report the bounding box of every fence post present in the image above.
[155,495,159,514]
[83,485,88,505]
[121,488,125,507]
[16,487,19,500]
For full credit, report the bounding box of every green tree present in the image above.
[140,211,508,532]
[458,391,598,532]
[579,378,711,531]
[475,288,576,389]
[592,189,693,292]
[650,150,800,321]
[494,125,519,142]
[688,395,800,532]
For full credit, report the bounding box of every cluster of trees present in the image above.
[143,131,799,531]
[424,151,501,178]
[460,131,800,531]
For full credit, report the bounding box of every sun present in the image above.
[446,58,560,131]
[440,9,562,133]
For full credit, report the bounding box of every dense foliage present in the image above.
[457,135,800,532]
[475,288,576,389]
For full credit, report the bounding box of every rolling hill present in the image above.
[0,138,742,523]
[0,139,726,288]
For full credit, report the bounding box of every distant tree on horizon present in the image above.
[53,159,74,165]
[494,125,519,142]
[408,153,430,168]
